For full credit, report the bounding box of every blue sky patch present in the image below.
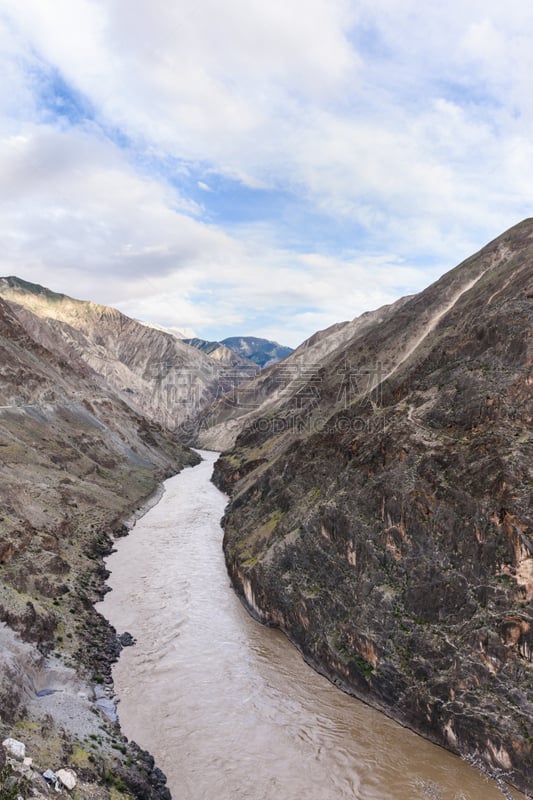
[34,63,95,126]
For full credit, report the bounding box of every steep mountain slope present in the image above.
[0,277,219,431]
[0,294,198,797]
[213,219,533,793]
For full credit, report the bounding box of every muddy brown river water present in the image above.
[100,451,524,800]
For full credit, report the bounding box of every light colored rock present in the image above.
[2,737,26,760]
[56,768,77,790]
[95,696,118,722]
[93,684,108,699]
[23,756,33,766]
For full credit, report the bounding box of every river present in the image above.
[99,451,524,800]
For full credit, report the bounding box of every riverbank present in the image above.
[0,445,200,799]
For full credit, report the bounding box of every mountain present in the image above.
[212,219,533,793]
[0,277,220,431]
[184,335,293,369]
[221,336,293,367]
[0,290,199,797]
[182,337,256,367]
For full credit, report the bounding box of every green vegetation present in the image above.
[0,763,31,800]
[353,654,375,677]
[105,768,130,794]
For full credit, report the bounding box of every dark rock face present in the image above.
[182,337,256,367]
[117,742,171,800]
[214,219,533,793]
[118,631,137,647]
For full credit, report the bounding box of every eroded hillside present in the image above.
[0,277,220,431]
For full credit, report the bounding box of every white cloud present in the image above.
[112,250,431,349]
[0,115,434,347]
[0,123,238,282]
[1,0,358,162]
[1,2,533,347]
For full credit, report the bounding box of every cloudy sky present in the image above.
[1,1,533,346]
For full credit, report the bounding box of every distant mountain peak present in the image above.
[184,335,293,368]
[220,336,293,367]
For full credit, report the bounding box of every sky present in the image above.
[1,1,533,347]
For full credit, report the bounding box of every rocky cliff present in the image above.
[0,292,199,798]
[213,219,533,793]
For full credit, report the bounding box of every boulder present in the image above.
[56,768,77,790]
[94,696,118,722]
[2,737,25,760]
[118,631,136,647]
